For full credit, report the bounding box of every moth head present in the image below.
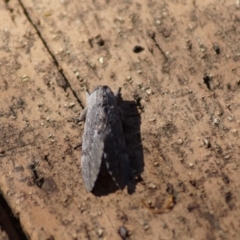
[92,85,111,93]
[87,85,113,103]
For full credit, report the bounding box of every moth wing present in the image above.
[103,114,129,189]
[81,112,106,191]
[110,151,129,189]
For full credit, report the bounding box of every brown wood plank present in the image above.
[1,0,240,239]
[0,1,84,239]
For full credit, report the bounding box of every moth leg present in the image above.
[115,87,122,104]
[85,89,90,98]
[77,107,88,122]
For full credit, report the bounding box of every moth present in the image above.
[79,85,129,192]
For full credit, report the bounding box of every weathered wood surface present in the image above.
[1,0,240,239]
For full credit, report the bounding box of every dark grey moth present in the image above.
[79,85,129,192]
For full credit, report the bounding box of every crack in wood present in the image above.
[17,0,84,109]
[0,193,28,240]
